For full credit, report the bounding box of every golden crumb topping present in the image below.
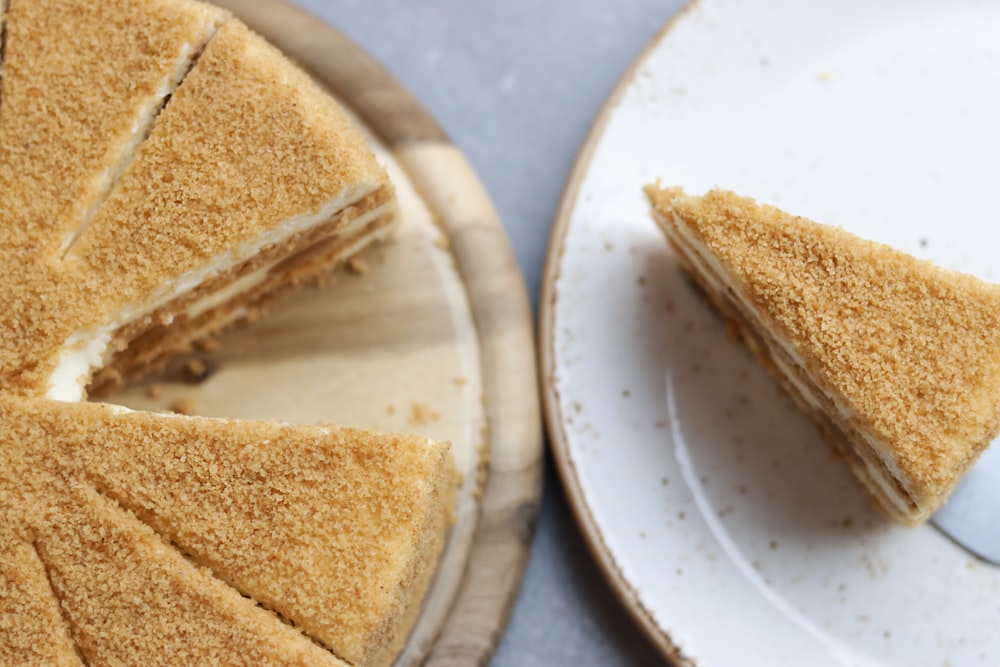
[0,397,452,665]
[647,186,1000,497]
[0,2,428,664]
[67,18,387,310]
[25,483,345,667]
[0,540,84,666]
[0,0,227,256]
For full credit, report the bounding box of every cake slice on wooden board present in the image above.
[646,186,1000,525]
[0,14,396,401]
[0,396,454,666]
[63,18,397,398]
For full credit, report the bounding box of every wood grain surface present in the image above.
[137,2,544,665]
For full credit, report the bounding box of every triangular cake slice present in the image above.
[0,396,453,666]
[0,12,396,400]
[646,186,1000,524]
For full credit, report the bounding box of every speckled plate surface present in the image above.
[541,1,1000,665]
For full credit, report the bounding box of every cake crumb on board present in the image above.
[408,402,440,426]
[346,256,369,275]
[170,397,199,416]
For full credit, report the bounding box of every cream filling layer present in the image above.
[663,210,915,514]
[47,185,381,402]
[184,203,392,320]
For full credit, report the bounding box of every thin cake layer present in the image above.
[0,396,453,666]
[0,16,394,400]
[89,203,397,393]
[647,186,1000,524]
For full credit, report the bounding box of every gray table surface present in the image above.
[290,2,684,664]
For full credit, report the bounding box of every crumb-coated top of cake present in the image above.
[0,540,85,666]
[647,186,1000,495]
[0,0,227,259]
[1,471,346,666]
[0,13,390,396]
[0,396,451,665]
[66,18,389,293]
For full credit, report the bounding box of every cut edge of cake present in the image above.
[50,185,396,400]
[645,185,1000,525]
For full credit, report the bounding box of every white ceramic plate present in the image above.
[541,1,1000,665]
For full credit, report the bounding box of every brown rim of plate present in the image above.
[539,2,703,667]
[204,2,546,665]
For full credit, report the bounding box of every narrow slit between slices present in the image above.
[660,218,920,518]
[82,482,356,665]
[57,17,229,258]
[0,0,9,117]
[31,540,93,667]
[48,188,393,401]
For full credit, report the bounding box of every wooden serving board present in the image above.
[107,2,544,665]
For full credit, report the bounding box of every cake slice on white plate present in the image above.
[647,185,1000,524]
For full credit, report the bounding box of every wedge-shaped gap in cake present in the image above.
[0,538,88,666]
[31,482,349,667]
[18,397,452,667]
[36,18,395,402]
[0,0,228,261]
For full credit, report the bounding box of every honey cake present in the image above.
[0,2,451,665]
[4,480,348,666]
[646,186,1000,524]
[0,396,453,666]
[0,15,396,400]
